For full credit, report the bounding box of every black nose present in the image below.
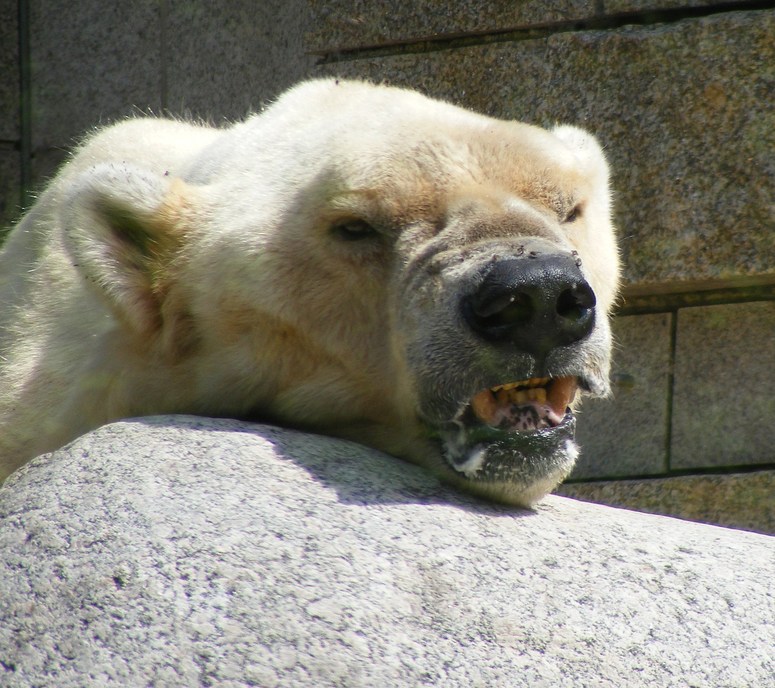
[462,254,596,357]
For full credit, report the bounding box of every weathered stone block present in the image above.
[307,1,596,52]
[315,10,775,288]
[29,146,68,192]
[557,470,775,535]
[573,313,672,479]
[165,0,316,122]
[0,150,21,237]
[605,0,751,12]
[307,0,759,53]
[1,417,773,686]
[672,301,775,468]
[0,1,19,141]
[29,0,162,150]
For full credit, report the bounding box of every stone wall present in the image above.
[1,1,773,531]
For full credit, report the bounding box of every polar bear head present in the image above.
[61,79,619,505]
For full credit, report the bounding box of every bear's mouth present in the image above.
[468,376,578,432]
[435,376,581,492]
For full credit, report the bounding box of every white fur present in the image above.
[0,79,619,506]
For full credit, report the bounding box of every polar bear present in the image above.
[0,79,619,505]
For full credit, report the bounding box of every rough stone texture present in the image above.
[672,301,775,469]
[0,150,21,237]
[307,0,758,52]
[573,313,672,479]
[605,0,751,11]
[557,470,775,535]
[316,10,775,288]
[29,0,162,151]
[29,145,69,192]
[166,0,317,122]
[1,417,773,687]
[307,1,596,52]
[0,0,19,141]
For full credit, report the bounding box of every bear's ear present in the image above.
[62,162,197,343]
[551,125,610,188]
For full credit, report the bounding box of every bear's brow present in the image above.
[519,178,578,217]
[328,187,441,233]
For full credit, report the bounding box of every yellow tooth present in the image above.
[547,377,579,414]
[522,377,548,387]
[471,389,498,424]
[528,388,547,403]
[512,390,529,404]
[493,378,548,393]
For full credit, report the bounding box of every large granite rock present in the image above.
[1,417,772,687]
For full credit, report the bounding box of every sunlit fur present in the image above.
[0,79,619,503]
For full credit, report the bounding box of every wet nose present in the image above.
[462,253,596,358]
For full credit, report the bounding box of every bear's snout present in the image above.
[461,252,597,359]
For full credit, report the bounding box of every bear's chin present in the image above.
[434,412,578,507]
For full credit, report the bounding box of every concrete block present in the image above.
[165,0,316,122]
[557,470,775,535]
[29,0,162,150]
[0,1,19,141]
[307,1,596,52]
[572,313,672,479]
[315,10,775,288]
[672,301,775,469]
[1,417,773,686]
[0,150,21,238]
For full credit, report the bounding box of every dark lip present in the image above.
[420,368,601,483]
[451,409,574,452]
[432,408,577,481]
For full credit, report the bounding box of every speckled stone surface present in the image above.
[0,150,21,236]
[0,0,19,141]
[573,313,672,479]
[29,0,162,150]
[307,1,595,51]
[307,0,756,53]
[166,0,316,122]
[315,10,775,287]
[605,0,750,11]
[672,301,775,469]
[557,470,775,535]
[1,417,773,686]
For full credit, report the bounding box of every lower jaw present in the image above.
[436,412,578,505]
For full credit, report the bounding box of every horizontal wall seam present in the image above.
[562,462,775,484]
[313,1,775,63]
[616,279,775,316]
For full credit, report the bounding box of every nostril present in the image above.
[462,254,598,354]
[469,291,534,332]
[556,283,596,322]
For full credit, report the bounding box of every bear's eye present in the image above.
[331,219,378,241]
[563,204,582,224]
